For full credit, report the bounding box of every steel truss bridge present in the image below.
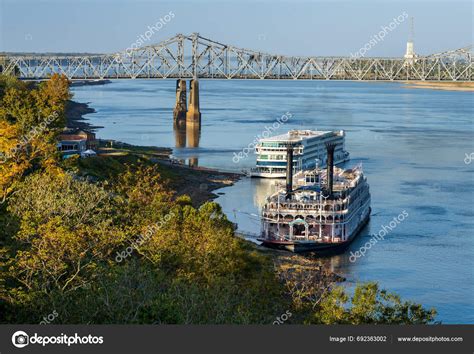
[0,33,472,81]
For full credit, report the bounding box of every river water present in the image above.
[72,79,473,324]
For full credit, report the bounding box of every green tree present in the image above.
[308,282,437,324]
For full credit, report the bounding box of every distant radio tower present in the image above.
[404,17,416,63]
[409,16,414,42]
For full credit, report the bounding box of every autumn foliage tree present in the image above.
[0,74,70,203]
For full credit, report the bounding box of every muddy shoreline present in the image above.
[65,100,102,130]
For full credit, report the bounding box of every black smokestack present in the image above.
[325,142,336,196]
[285,145,294,200]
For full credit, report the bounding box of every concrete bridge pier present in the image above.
[173,79,187,122]
[186,79,201,126]
[172,78,201,155]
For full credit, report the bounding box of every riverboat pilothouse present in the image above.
[258,143,371,253]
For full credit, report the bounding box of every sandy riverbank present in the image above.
[402,81,474,92]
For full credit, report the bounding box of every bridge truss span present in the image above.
[1,33,472,81]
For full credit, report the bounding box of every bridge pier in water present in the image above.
[173,79,187,123]
[186,79,201,126]
[172,78,201,166]
[173,78,201,127]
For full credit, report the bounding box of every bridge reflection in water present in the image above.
[173,78,201,167]
[173,120,201,167]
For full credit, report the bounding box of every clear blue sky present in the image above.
[0,0,472,56]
